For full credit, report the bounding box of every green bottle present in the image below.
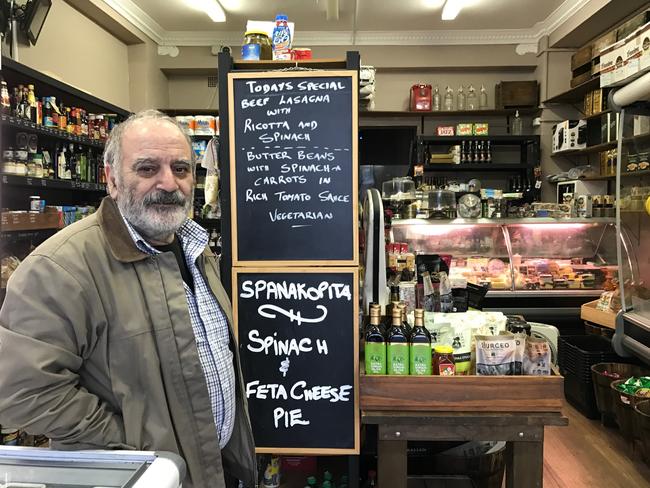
[306,476,318,488]
[365,303,386,375]
[387,306,409,375]
[410,308,432,375]
[323,471,335,488]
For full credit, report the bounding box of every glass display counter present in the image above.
[390,218,621,294]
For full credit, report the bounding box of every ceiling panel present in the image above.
[130,0,565,33]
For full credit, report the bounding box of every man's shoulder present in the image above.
[30,212,105,262]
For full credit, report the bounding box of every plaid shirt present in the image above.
[120,212,236,449]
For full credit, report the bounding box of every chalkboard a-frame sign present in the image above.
[228,70,359,266]
[232,267,360,454]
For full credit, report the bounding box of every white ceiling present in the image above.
[129,0,565,32]
[103,0,592,47]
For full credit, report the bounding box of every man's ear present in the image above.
[105,163,118,199]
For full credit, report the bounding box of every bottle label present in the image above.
[410,343,432,375]
[387,343,409,375]
[365,342,386,375]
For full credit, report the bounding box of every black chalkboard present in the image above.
[233,268,359,453]
[228,71,358,264]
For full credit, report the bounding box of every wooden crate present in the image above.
[1,209,61,232]
[593,31,617,58]
[580,299,617,329]
[360,372,564,413]
[570,71,592,88]
[571,44,593,71]
[495,81,539,109]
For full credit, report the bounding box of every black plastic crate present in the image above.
[564,371,600,419]
[558,335,620,378]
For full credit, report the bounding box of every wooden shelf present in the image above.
[159,109,219,117]
[543,77,601,104]
[2,174,106,192]
[583,109,612,121]
[419,135,539,144]
[424,163,536,172]
[1,57,130,117]
[233,58,348,70]
[360,109,541,118]
[0,115,105,148]
[552,141,617,156]
[565,170,650,181]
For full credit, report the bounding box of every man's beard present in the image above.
[116,183,192,242]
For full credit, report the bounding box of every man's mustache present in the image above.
[143,191,186,207]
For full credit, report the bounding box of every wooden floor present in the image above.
[543,402,650,488]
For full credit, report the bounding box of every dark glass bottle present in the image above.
[365,303,386,375]
[409,309,432,375]
[386,306,409,375]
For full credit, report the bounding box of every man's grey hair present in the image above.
[103,109,195,176]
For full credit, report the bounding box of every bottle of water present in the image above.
[443,86,454,111]
[466,84,477,110]
[479,84,488,109]
[457,85,466,111]
[432,85,441,111]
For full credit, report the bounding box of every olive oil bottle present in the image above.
[409,309,432,375]
[387,306,409,375]
[364,303,386,375]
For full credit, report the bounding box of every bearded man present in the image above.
[0,110,256,488]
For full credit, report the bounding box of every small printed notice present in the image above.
[229,72,357,263]
[234,269,358,452]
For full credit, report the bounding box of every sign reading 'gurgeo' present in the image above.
[228,71,358,265]
[233,268,359,453]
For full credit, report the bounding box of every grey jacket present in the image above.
[0,197,256,488]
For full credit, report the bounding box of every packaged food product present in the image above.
[475,334,516,375]
[242,30,273,60]
[473,123,489,135]
[291,48,312,60]
[175,116,195,135]
[524,337,551,375]
[433,345,456,375]
[194,116,216,136]
[451,325,472,375]
[511,332,526,375]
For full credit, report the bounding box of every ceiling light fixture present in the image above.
[184,0,226,23]
[441,0,464,20]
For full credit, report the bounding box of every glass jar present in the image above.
[14,149,28,176]
[242,30,273,60]
[2,148,16,174]
[32,153,44,178]
[433,345,456,376]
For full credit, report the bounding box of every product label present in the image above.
[387,343,409,375]
[438,362,456,376]
[365,342,386,375]
[410,343,432,375]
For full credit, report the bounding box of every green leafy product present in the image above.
[387,306,409,375]
[410,308,432,375]
[364,304,386,375]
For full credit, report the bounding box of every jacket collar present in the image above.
[97,197,151,263]
[97,197,216,263]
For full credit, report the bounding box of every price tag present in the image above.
[535,180,542,189]
[26,178,33,185]
[41,179,46,187]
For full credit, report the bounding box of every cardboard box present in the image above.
[634,114,650,136]
[584,90,593,116]
[617,9,650,41]
[600,40,626,87]
[552,120,587,153]
[624,28,643,80]
[592,89,604,113]
[639,22,650,72]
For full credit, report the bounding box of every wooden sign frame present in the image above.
[228,70,359,267]
[232,266,360,455]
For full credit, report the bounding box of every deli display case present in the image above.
[0,447,186,487]
[390,218,631,327]
[612,102,650,365]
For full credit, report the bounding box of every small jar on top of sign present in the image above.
[242,30,272,60]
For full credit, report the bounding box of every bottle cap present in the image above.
[275,14,288,21]
[434,345,454,354]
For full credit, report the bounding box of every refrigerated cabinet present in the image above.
[390,218,629,327]
[0,447,185,488]
[614,107,650,365]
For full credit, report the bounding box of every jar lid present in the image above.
[245,30,269,37]
[434,345,454,354]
